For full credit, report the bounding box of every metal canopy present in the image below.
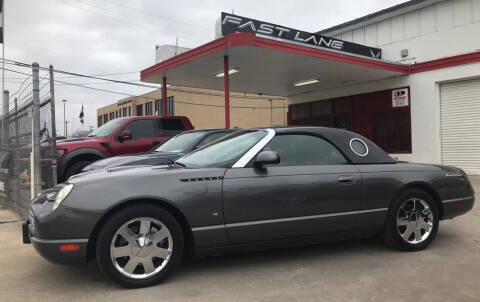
[141,33,409,98]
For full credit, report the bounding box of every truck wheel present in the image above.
[96,205,184,288]
[63,160,93,181]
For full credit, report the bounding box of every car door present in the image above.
[111,119,158,155]
[222,133,362,244]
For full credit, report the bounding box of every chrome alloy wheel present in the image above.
[110,217,173,279]
[396,198,434,244]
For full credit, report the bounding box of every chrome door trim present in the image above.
[191,207,388,232]
[232,128,276,168]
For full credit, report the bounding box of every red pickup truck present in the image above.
[55,116,193,182]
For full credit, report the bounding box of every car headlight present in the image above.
[52,184,73,211]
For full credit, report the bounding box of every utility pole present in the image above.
[31,63,41,197]
[62,99,67,138]
[49,65,57,185]
[2,90,9,149]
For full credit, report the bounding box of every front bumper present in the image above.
[22,193,103,265]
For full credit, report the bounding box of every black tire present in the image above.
[382,188,439,251]
[63,160,94,180]
[96,204,184,288]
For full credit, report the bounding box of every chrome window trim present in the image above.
[191,207,388,232]
[232,128,276,168]
[349,138,369,157]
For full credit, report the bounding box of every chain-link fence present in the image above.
[0,63,56,216]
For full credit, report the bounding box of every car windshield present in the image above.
[88,119,126,137]
[176,130,267,168]
[154,132,206,153]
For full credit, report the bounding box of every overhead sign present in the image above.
[392,88,409,107]
[220,12,382,59]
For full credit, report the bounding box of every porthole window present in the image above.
[350,138,369,156]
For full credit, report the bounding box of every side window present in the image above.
[197,132,231,148]
[162,119,185,130]
[123,120,156,140]
[161,119,185,136]
[262,134,347,166]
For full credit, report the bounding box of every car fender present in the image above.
[58,148,107,179]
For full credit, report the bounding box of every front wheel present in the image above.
[382,189,439,251]
[96,205,184,288]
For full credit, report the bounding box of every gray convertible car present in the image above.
[23,127,475,288]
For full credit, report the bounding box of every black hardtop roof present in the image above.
[268,126,396,165]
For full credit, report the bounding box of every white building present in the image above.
[141,0,480,174]
[289,0,480,173]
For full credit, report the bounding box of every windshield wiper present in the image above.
[167,159,186,167]
[173,161,186,167]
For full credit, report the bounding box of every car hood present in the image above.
[62,164,228,211]
[83,151,184,171]
[56,137,106,148]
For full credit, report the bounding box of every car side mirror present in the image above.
[117,130,132,142]
[254,151,280,167]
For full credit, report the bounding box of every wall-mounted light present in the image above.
[215,68,240,78]
[294,79,320,87]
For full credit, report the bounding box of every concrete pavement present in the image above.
[0,179,479,302]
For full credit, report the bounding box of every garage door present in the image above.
[440,78,480,175]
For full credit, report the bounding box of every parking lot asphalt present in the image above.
[0,178,479,302]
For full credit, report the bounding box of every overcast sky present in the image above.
[3,0,408,135]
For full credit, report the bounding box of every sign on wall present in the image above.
[0,151,13,198]
[220,12,382,59]
[392,88,409,107]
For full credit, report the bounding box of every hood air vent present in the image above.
[180,176,223,182]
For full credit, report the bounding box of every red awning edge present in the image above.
[140,32,409,81]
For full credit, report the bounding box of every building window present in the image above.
[145,102,153,115]
[136,104,143,116]
[372,109,411,153]
[128,106,131,116]
[115,110,118,118]
[167,96,175,115]
[98,116,102,127]
[122,107,127,117]
[288,88,411,153]
[153,97,174,116]
[155,99,162,115]
[109,112,115,120]
[103,114,108,124]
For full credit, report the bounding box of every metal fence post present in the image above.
[2,90,9,149]
[32,63,41,196]
[14,98,18,145]
[49,65,57,185]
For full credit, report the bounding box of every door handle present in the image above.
[337,175,354,184]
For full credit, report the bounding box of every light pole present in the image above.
[62,99,67,138]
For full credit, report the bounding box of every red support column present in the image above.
[224,55,230,129]
[162,76,168,116]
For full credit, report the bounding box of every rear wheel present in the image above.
[382,188,439,251]
[96,205,184,288]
